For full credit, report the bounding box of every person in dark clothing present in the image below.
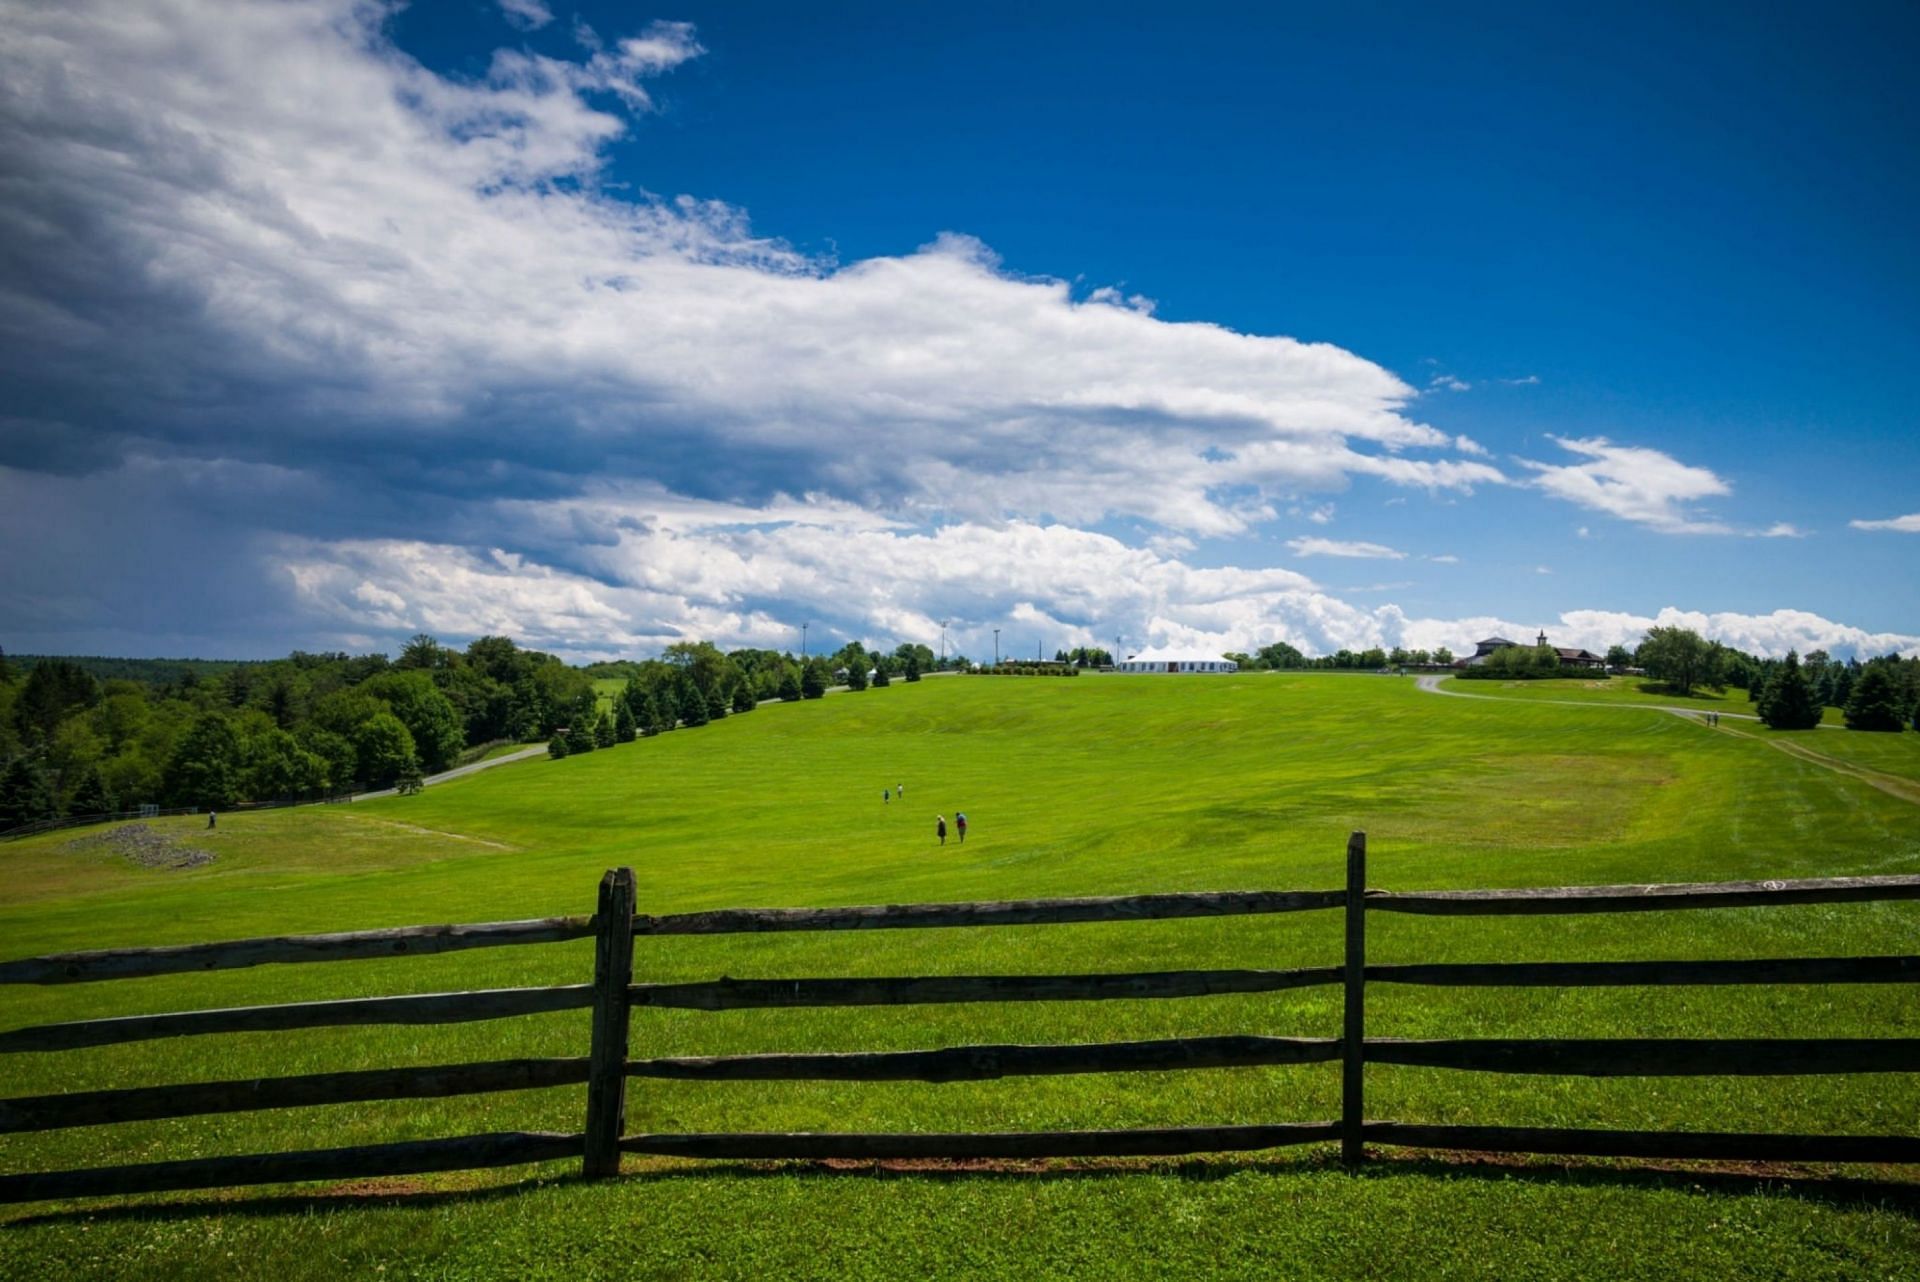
[956,812,967,842]
[935,815,947,845]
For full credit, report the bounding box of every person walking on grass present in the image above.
[956,812,968,843]
[935,815,947,845]
[883,788,890,805]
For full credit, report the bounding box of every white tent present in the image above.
[1113,649,1238,674]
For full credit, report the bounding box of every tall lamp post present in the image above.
[801,622,809,660]
[993,628,1001,668]
[939,620,948,670]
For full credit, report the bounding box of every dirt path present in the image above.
[1411,675,1919,807]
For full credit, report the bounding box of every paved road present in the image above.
[353,744,546,801]
[1412,674,1767,722]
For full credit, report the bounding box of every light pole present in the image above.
[939,620,948,669]
[801,622,809,660]
[993,628,1000,667]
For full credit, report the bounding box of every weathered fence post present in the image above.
[584,866,637,1178]
[1342,831,1366,1166]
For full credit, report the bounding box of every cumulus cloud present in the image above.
[1429,374,1472,392]
[1397,608,1919,662]
[1851,513,1920,533]
[1286,538,1406,560]
[0,0,1499,544]
[1519,436,1733,534]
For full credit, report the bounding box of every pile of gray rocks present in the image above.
[65,823,216,870]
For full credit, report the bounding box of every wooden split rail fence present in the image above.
[3,833,1920,1203]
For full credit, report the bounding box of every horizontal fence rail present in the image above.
[624,1035,1339,1083]
[0,1058,591,1134]
[1367,1038,1920,1077]
[1368,874,1920,916]
[632,888,1346,936]
[1369,956,1920,988]
[0,985,595,1054]
[630,967,1343,1010]
[4,841,1920,1206]
[619,1123,1343,1161]
[1362,1123,1920,1165]
[0,1132,582,1205]
[0,918,595,986]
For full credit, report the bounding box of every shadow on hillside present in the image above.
[7,1150,1918,1227]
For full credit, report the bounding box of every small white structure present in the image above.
[1113,649,1238,674]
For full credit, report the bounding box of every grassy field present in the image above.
[3,673,1919,1279]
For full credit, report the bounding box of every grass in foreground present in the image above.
[2,673,1918,1279]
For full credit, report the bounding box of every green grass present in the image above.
[3,673,1919,1279]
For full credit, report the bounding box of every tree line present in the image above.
[0,636,601,826]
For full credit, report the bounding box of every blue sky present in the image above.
[2,1,1916,661]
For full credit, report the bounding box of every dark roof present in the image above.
[1476,636,1518,647]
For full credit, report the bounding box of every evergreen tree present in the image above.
[1759,651,1822,730]
[801,662,828,700]
[778,667,804,701]
[903,657,921,682]
[1844,664,1906,731]
[614,701,637,743]
[0,756,58,827]
[679,676,710,727]
[69,764,116,817]
[548,732,569,760]
[845,660,869,691]
[639,690,666,737]
[395,762,426,795]
[730,681,756,714]
[706,685,729,722]
[653,683,679,732]
[593,710,616,749]
[873,663,890,687]
[566,720,595,754]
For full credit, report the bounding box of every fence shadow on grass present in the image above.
[6,1149,1918,1231]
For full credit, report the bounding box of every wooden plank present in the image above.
[1364,1122,1920,1164]
[632,889,1344,936]
[1367,1038,1920,1076]
[0,1057,591,1134]
[1341,831,1366,1166]
[0,917,595,986]
[628,967,1341,1011]
[1369,956,1920,989]
[619,1122,1342,1161]
[1368,874,1920,917]
[584,867,636,1179]
[0,1130,582,1205]
[624,1035,1337,1083]
[0,985,595,1054]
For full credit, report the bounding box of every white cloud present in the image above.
[1851,513,1920,533]
[1398,608,1920,662]
[0,0,1501,542]
[1519,436,1732,534]
[1286,537,1407,560]
[1425,554,1459,564]
[1429,375,1472,392]
[497,0,554,30]
[1758,522,1807,538]
[1499,375,1541,386]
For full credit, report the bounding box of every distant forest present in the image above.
[0,636,951,828]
